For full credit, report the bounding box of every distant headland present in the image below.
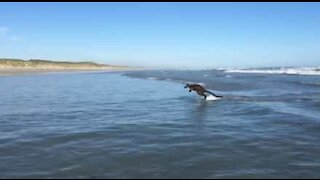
[0,58,139,76]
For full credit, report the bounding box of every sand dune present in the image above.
[0,58,137,75]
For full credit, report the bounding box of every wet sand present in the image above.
[0,67,140,76]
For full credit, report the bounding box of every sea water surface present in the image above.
[0,69,320,178]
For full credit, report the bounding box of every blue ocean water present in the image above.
[0,70,320,178]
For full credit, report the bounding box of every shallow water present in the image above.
[0,70,320,178]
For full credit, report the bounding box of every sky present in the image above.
[0,2,320,69]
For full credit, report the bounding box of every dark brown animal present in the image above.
[184,83,222,99]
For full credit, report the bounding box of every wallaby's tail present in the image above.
[205,90,223,98]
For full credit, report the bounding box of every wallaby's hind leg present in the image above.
[201,93,207,100]
[197,91,207,100]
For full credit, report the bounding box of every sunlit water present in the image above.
[1,70,320,178]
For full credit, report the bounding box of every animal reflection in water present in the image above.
[184,83,223,100]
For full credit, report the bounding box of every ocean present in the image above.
[0,69,320,178]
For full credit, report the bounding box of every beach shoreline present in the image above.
[0,58,144,76]
[0,67,141,76]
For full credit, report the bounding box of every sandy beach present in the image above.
[0,59,140,76]
[0,67,134,76]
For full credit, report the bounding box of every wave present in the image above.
[224,67,320,76]
[146,76,186,84]
[147,77,160,80]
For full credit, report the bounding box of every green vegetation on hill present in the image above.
[0,58,123,68]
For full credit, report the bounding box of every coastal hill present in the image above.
[0,58,130,71]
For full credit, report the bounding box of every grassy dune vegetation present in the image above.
[0,58,127,69]
[0,58,134,75]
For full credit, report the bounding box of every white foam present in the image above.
[147,77,158,80]
[206,95,222,101]
[224,67,320,76]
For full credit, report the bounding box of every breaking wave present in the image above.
[224,67,320,76]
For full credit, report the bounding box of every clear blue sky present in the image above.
[1,2,320,69]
